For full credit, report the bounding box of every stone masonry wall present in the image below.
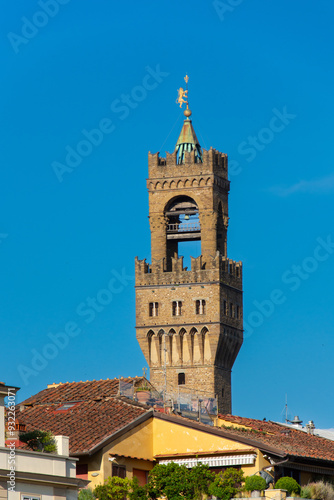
[135,146,243,414]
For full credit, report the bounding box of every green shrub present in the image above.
[78,489,96,500]
[274,477,301,496]
[301,485,312,498]
[129,477,148,500]
[94,476,132,500]
[208,467,245,500]
[244,475,267,492]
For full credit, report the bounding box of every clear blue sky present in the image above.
[1,1,333,428]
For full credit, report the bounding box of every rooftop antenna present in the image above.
[281,394,290,423]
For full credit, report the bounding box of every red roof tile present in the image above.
[217,414,334,463]
[17,378,151,455]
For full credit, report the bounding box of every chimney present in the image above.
[306,420,315,435]
[54,435,69,456]
[290,415,303,427]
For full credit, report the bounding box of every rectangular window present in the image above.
[229,303,233,317]
[196,299,206,315]
[172,301,182,316]
[76,463,88,480]
[112,464,126,478]
[149,302,158,317]
[22,496,41,500]
[178,372,185,385]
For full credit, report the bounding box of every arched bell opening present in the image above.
[165,196,201,270]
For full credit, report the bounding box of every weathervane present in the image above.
[176,75,192,118]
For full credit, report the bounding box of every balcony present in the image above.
[167,222,201,241]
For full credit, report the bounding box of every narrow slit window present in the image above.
[230,303,233,317]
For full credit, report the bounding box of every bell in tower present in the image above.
[135,77,243,414]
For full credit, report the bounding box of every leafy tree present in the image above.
[147,462,190,500]
[147,462,213,500]
[208,467,245,500]
[189,464,215,500]
[19,430,57,453]
[94,476,132,500]
[129,477,148,500]
[275,477,301,496]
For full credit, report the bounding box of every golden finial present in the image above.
[176,87,188,108]
[176,75,192,118]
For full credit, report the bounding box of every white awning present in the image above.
[158,454,257,468]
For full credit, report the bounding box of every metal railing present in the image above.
[167,222,200,233]
[118,380,217,426]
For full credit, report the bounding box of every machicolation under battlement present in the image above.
[135,252,242,289]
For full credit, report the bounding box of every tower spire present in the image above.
[175,75,202,164]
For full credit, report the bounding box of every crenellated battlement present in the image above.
[135,252,242,289]
[148,148,228,181]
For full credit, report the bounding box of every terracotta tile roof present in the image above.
[217,414,334,463]
[22,377,143,405]
[17,377,151,455]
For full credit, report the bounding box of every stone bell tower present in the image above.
[135,84,243,414]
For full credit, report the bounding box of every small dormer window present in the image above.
[54,402,79,412]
